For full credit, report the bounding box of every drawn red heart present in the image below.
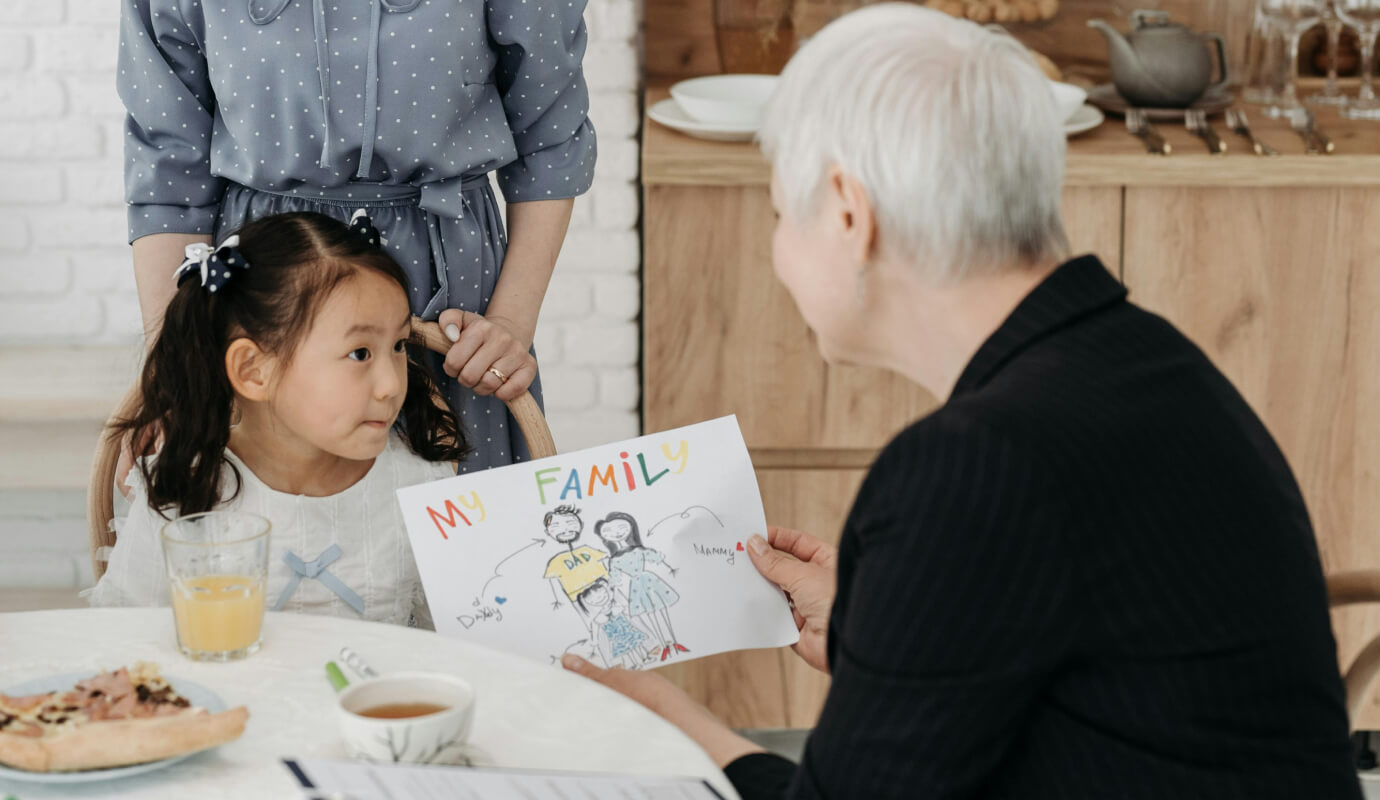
[736,541,745,552]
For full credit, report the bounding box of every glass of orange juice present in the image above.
[161,511,271,661]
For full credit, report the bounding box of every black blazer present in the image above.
[726,256,1360,799]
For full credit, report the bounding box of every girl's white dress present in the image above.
[85,434,454,627]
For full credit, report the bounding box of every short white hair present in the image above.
[759,4,1070,284]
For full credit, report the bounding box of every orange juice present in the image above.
[170,574,265,654]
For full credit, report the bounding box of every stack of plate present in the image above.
[649,76,1104,141]
[649,75,777,143]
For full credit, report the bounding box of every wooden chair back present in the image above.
[1327,570,1380,729]
[86,318,556,581]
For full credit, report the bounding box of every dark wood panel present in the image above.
[644,0,1255,82]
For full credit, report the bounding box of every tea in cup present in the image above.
[337,673,476,765]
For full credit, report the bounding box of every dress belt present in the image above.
[239,174,492,207]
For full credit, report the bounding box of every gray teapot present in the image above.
[1088,10,1230,108]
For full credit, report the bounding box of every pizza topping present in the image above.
[75,668,135,702]
[0,664,201,738]
[0,693,53,712]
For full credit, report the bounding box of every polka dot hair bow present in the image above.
[349,209,387,248]
[173,235,248,294]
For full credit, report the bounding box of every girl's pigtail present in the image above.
[396,345,470,466]
[114,285,240,517]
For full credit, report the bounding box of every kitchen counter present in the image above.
[642,87,1380,188]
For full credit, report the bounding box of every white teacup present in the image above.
[337,672,476,765]
[1048,80,1088,123]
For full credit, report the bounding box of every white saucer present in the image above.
[1064,104,1105,138]
[648,98,758,142]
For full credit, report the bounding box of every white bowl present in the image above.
[670,75,779,127]
[337,672,476,765]
[1049,81,1088,123]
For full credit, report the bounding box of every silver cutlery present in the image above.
[1185,110,1227,155]
[1225,108,1280,156]
[1126,109,1171,155]
[1312,118,1335,154]
[1288,108,1335,155]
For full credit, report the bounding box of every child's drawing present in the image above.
[596,511,688,662]
[397,416,800,669]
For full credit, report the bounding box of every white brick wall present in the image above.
[0,1,644,593]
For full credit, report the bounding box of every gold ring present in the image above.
[487,366,509,383]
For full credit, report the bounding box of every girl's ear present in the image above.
[225,338,274,402]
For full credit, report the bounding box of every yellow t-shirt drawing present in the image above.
[545,546,609,600]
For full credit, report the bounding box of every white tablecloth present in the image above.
[0,609,738,799]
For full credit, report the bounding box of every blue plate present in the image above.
[0,671,229,783]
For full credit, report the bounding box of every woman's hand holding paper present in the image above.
[746,527,838,675]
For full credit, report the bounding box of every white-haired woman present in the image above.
[564,5,1359,799]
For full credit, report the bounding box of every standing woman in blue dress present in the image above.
[118,0,596,470]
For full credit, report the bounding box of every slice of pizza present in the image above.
[0,663,248,772]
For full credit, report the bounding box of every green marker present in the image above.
[325,661,349,692]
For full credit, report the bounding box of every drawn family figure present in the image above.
[575,578,652,669]
[595,512,688,662]
[541,505,609,614]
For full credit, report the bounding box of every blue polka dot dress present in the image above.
[118,0,597,470]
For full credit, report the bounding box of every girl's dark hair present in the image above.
[115,211,468,517]
[594,512,644,557]
[575,577,611,613]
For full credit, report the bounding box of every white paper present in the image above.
[285,758,727,800]
[396,416,799,669]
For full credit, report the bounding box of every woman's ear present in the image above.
[827,165,879,267]
[225,338,274,402]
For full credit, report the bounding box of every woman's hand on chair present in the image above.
[747,526,839,674]
[437,309,538,401]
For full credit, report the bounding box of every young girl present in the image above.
[574,578,651,670]
[86,211,465,627]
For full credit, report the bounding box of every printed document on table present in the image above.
[284,758,727,799]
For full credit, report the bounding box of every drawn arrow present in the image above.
[549,638,590,664]
[475,537,547,604]
[648,505,725,538]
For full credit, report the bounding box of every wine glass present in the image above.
[1259,0,1327,114]
[1336,0,1380,118]
[1307,2,1350,105]
[1243,8,1289,105]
